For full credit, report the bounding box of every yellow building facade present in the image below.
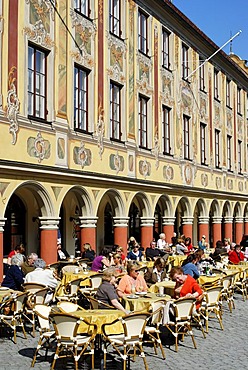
[0,0,248,276]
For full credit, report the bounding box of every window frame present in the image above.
[74,0,91,18]
[199,56,205,92]
[109,0,121,38]
[138,9,148,55]
[200,122,207,165]
[74,64,89,133]
[183,115,190,160]
[28,43,48,122]
[215,129,221,169]
[138,95,148,149]
[227,135,232,171]
[182,43,189,80]
[162,28,170,70]
[162,105,171,155]
[226,79,231,108]
[110,81,122,141]
[214,68,219,100]
[238,140,242,174]
[237,87,242,115]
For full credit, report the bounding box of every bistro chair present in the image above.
[23,287,51,336]
[221,274,236,313]
[31,304,55,367]
[199,286,224,333]
[57,277,87,303]
[143,300,166,359]
[22,282,47,294]
[50,312,97,370]
[57,301,85,313]
[61,265,82,274]
[164,297,197,352]
[86,294,114,310]
[102,312,150,370]
[0,291,28,343]
[235,269,248,301]
[80,273,103,295]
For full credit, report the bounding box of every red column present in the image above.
[0,219,6,282]
[212,217,222,248]
[224,217,233,241]
[244,217,248,235]
[162,217,175,244]
[140,217,154,249]
[181,217,193,240]
[198,217,209,244]
[235,217,243,244]
[39,217,60,264]
[79,217,98,253]
[113,217,129,255]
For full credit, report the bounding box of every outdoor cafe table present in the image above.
[71,309,124,335]
[122,292,170,312]
[56,270,97,297]
[149,280,175,297]
[168,255,187,266]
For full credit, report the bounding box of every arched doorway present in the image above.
[128,202,140,242]
[104,202,114,246]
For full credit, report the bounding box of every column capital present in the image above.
[39,217,60,230]
[244,216,248,223]
[79,216,98,228]
[162,216,175,225]
[0,218,7,232]
[198,216,209,224]
[224,216,233,224]
[113,217,129,227]
[235,216,244,224]
[181,216,194,225]
[140,217,154,227]
[212,216,222,224]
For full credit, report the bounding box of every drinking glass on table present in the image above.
[131,284,136,295]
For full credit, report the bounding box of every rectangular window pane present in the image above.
[162,29,170,69]
[138,95,148,148]
[27,44,47,120]
[200,123,206,165]
[110,82,121,140]
[74,66,88,131]
[182,44,189,79]
[214,69,219,100]
[238,140,242,173]
[199,56,205,91]
[215,129,220,168]
[138,10,147,54]
[162,106,171,154]
[74,0,89,17]
[183,115,190,159]
[227,135,232,171]
[109,0,120,36]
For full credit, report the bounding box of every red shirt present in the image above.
[229,250,245,264]
[179,275,203,309]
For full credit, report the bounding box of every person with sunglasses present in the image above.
[117,262,148,298]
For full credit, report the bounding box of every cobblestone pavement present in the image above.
[0,293,247,370]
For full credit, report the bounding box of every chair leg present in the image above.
[31,337,42,367]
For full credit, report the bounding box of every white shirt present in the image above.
[157,239,166,250]
[25,268,58,289]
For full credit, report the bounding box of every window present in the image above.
[109,0,121,37]
[110,82,121,140]
[215,129,220,168]
[162,106,171,155]
[237,87,242,114]
[28,44,47,120]
[183,115,190,160]
[162,29,170,69]
[200,123,207,165]
[214,69,219,100]
[138,95,148,148]
[74,0,90,17]
[182,44,189,80]
[199,56,205,91]
[138,10,148,54]
[238,140,242,174]
[74,65,88,131]
[227,135,232,171]
[226,79,231,107]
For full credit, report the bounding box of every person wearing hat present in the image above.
[57,239,69,261]
[198,235,207,250]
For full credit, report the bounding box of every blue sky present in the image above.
[173,0,248,61]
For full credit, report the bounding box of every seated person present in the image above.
[181,253,200,280]
[117,262,148,297]
[146,241,163,261]
[91,247,111,272]
[81,243,95,261]
[210,240,227,262]
[21,252,38,276]
[176,238,188,255]
[170,266,203,309]
[184,237,194,255]
[229,244,245,264]
[2,254,25,291]
[112,253,126,275]
[7,244,25,265]
[25,258,59,302]
[57,239,69,261]
[144,257,167,287]
[127,244,143,261]
[95,269,129,314]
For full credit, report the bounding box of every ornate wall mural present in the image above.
[57,138,65,159]
[160,69,174,106]
[163,165,174,181]
[137,53,153,95]
[27,131,51,162]
[214,101,221,128]
[216,176,222,189]
[128,151,135,177]
[109,152,124,174]
[107,34,126,84]
[201,173,208,187]
[139,159,151,178]
[4,67,20,144]
[199,92,208,121]
[27,0,54,32]
[96,106,105,159]
[73,141,92,167]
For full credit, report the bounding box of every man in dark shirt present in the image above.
[146,241,163,260]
